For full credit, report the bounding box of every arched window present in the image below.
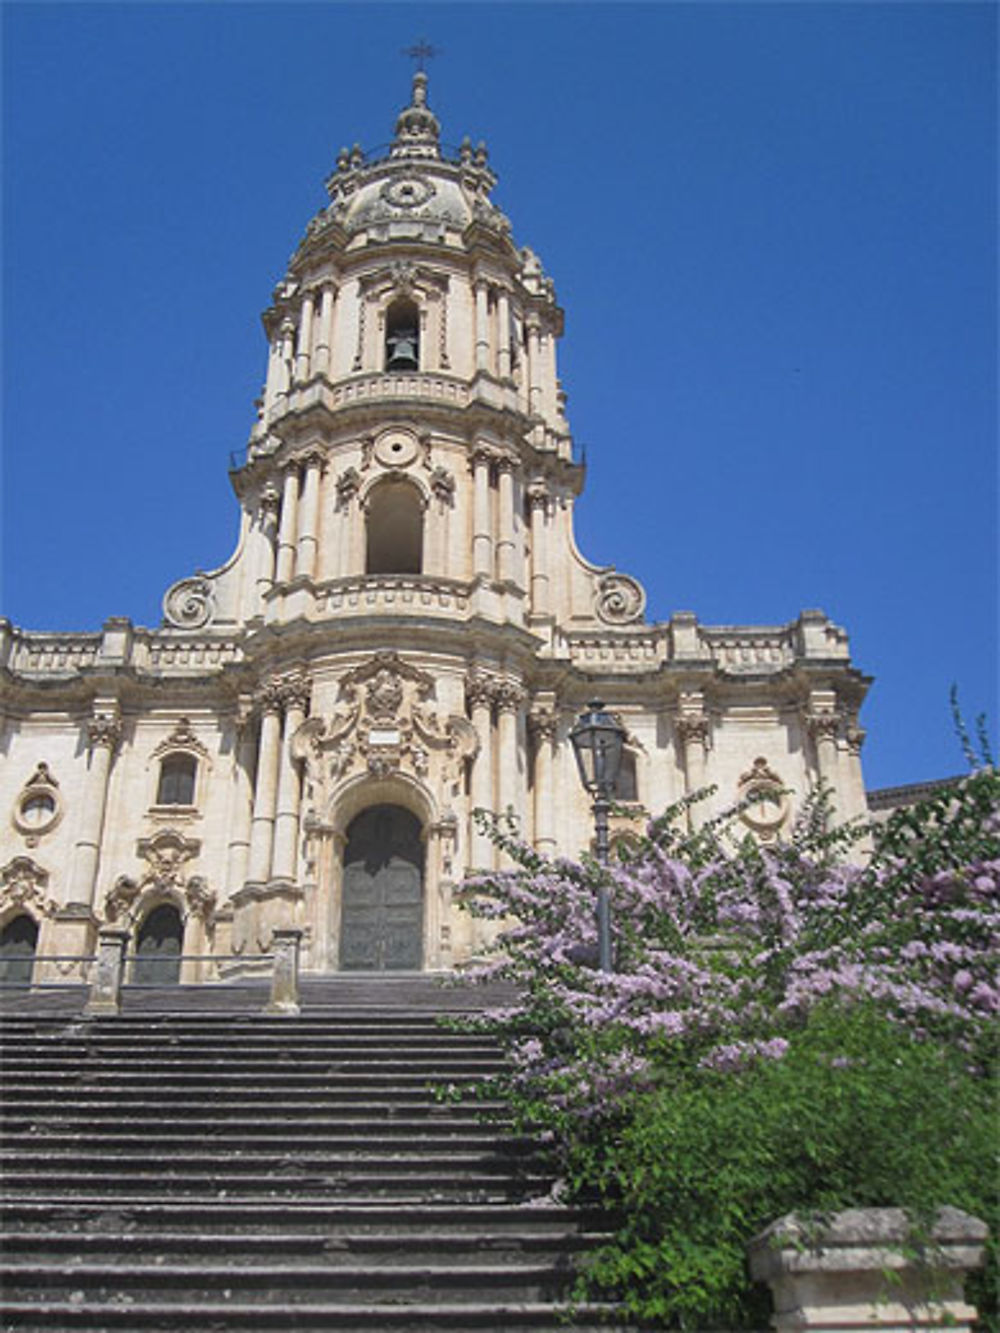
[156,753,197,806]
[385,298,420,371]
[366,481,423,575]
[0,914,39,988]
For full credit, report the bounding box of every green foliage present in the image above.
[567,1003,997,1327]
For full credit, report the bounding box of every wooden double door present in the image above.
[340,805,424,971]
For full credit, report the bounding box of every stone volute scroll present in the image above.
[163,575,216,630]
[595,572,646,625]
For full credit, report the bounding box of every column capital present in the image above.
[465,667,499,709]
[675,714,710,746]
[279,670,312,715]
[255,677,286,716]
[86,710,122,753]
[528,708,558,742]
[259,483,281,515]
[495,680,526,714]
[805,709,842,741]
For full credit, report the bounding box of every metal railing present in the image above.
[0,930,304,1017]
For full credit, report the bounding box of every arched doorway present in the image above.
[134,903,183,985]
[340,805,424,971]
[0,914,38,988]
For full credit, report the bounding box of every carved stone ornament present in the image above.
[336,466,361,507]
[106,829,212,926]
[676,714,710,746]
[738,757,789,840]
[374,429,419,470]
[806,710,842,741]
[0,856,57,918]
[152,718,209,761]
[162,575,216,630]
[429,465,456,504]
[465,668,501,710]
[11,764,63,843]
[87,712,122,753]
[595,572,646,626]
[528,709,558,743]
[290,652,478,820]
[380,178,436,212]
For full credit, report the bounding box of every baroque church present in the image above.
[0,74,870,983]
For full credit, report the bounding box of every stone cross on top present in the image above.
[402,39,439,73]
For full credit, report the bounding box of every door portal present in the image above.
[134,904,183,985]
[340,805,424,971]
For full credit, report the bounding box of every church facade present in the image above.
[0,76,870,982]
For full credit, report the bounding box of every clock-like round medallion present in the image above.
[380,176,435,210]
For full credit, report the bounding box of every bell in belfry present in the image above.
[386,326,419,370]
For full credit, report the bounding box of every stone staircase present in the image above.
[0,978,621,1330]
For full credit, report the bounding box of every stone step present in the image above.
[0,1200,589,1235]
[1,1228,607,1263]
[0,1298,624,1330]
[0,1148,545,1174]
[4,1256,577,1300]
[0,1069,492,1089]
[0,1170,553,1200]
[0,1128,519,1151]
[0,1100,505,1122]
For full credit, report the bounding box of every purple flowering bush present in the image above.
[458,769,999,1327]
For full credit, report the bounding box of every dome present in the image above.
[306,74,510,248]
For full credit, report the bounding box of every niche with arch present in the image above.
[365,480,424,575]
[133,903,183,985]
[0,913,39,988]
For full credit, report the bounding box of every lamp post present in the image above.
[569,699,626,972]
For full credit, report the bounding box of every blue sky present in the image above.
[2,2,996,790]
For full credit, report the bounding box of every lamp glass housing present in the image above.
[569,700,625,798]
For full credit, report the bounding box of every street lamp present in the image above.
[569,699,626,972]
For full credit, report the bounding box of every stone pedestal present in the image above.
[266,927,302,1016]
[748,1207,988,1333]
[84,928,130,1016]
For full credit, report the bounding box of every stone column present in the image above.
[294,291,315,384]
[474,281,490,372]
[748,1208,989,1333]
[225,707,256,897]
[497,289,512,379]
[271,674,310,884]
[807,707,842,798]
[263,335,283,415]
[526,317,542,415]
[274,464,300,585]
[253,485,280,606]
[495,682,525,840]
[471,448,493,581]
[275,317,295,407]
[530,710,558,854]
[295,451,323,581]
[67,710,121,910]
[313,282,336,378]
[528,486,549,615]
[246,681,284,884]
[467,671,496,868]
[676,706,710,828]
[495,457,516,585]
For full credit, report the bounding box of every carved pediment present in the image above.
[292,654,479,816]
[0,856,57,918]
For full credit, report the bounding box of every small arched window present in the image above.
[366,481,423,575]
[385,298,420,371]
[156,753,197,806]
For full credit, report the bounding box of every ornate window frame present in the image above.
[147,719,211,819]
[11,764,63,845]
